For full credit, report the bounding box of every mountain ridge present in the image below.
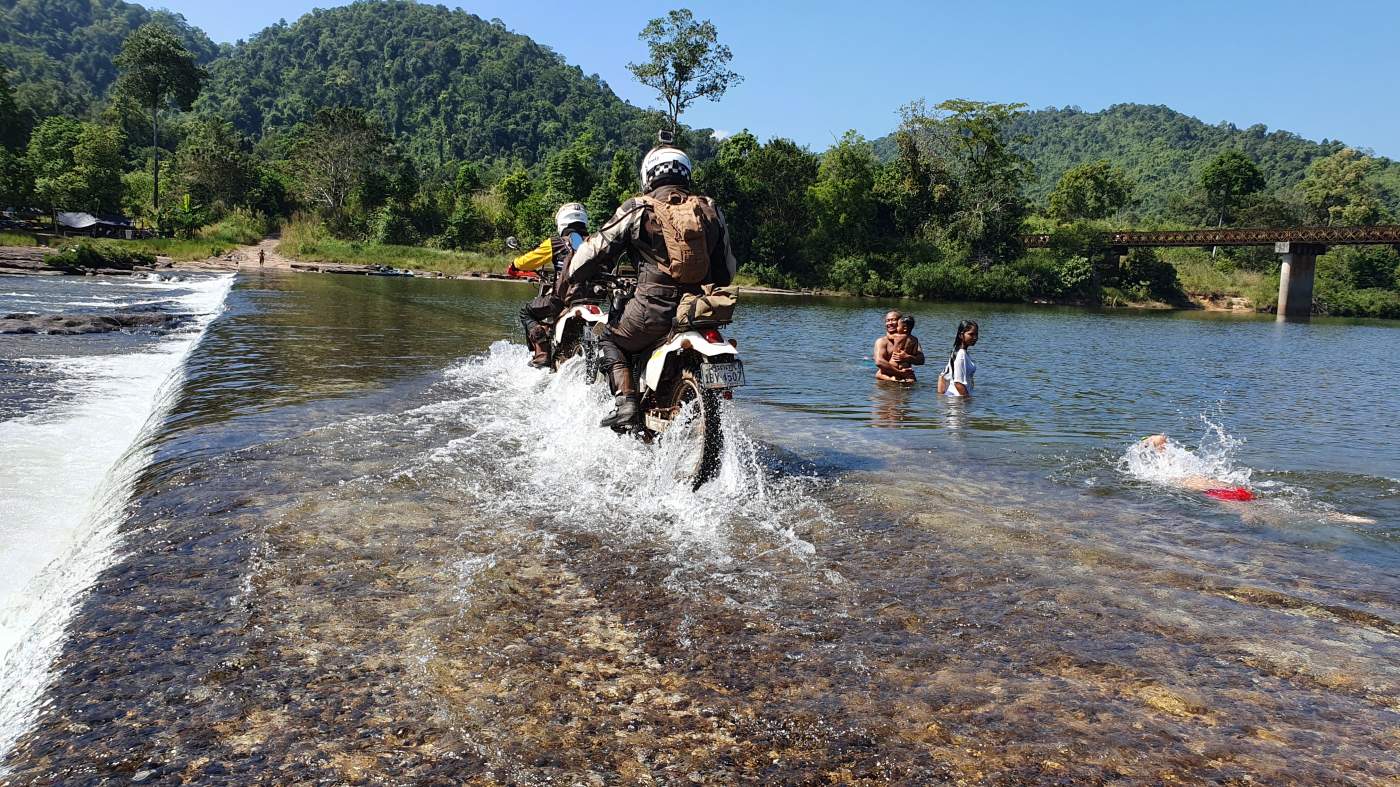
[873,102,1400,217]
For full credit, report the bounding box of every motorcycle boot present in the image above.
[599,365,640,429]
[526,325,551,368]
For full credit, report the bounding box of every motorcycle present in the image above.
[609,277,746,490]
[549,277,612,383]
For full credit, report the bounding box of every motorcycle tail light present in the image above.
[703,328,723,343]
[586,304,601,314]
[722,390,733,400]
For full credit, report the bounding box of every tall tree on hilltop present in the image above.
[115,24,205,230]
[1200,149,1264,227]
[1199,149,1264,256]
[627,9,742,136]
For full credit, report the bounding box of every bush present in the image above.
[197,208,272,246]
[46,241,156,270]
[1334,246,1400,290]
[1053,255,1095,297]
[1009,252,1063,298]
[827,255,900,296]
[1317,287,1400,319]
[1112,248,1185,303]
[738,261,800,290]
[370,204,420,245]
[900,260,1029,302]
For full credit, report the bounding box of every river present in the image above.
[1,270,1396,784]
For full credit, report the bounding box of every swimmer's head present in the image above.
[898,315,915,333]
[1142,434,1169,452]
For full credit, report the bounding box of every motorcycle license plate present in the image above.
[700,360,745,389]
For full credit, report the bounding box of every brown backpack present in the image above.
[636,192,717,284]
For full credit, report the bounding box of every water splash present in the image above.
[1118,417,1252,490]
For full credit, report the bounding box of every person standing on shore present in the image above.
[937,320,978,397]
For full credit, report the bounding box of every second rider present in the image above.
[513,202,590,368]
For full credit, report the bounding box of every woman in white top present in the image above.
[937,320,978,397]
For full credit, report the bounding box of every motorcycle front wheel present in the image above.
[667,367,723,490]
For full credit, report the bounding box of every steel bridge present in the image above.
[1020,225,1400,319]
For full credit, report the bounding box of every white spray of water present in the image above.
[1118,418,1252,490]
[426,341,820,556]
[0,274,233,761]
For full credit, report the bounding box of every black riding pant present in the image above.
[519,289,563,343]
[598,283,680,388]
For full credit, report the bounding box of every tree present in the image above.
[23,118,123,214]
[542,133,599,203]
[808,131,881,256]
[1299,148,1385,226]
[587,148,638,224]
[1048,160,1134,221]
[900,99,1033,264]
[115,24,205,230]
[0,69,24,151]
[175,116,253,209]
[627,9,742,133]
[873,129,938,239]
[71,123,125,214]
[1200,149,1264,227]
[291,107,391,215]
[25,116,82,213]
[747,138,820,281]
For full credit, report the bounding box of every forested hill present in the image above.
[876,103,1400,218]
[197,1,662,166]
[0,0,219,122]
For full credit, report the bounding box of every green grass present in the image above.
[0,231,41,246]
[41,236,229,262]
[196,209,273,246]
[278,218,509,275]
[1162,249,1271,300]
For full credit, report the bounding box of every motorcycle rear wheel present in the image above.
[667,367,723,490]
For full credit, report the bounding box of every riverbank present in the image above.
[0,241,1265,313]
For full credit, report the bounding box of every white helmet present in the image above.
[640,146,692,192]
[554,203,588,235]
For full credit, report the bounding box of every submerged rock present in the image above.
[0,311,191,335]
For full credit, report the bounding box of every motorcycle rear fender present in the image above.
[643,330,739,393]
[552,305,608,344]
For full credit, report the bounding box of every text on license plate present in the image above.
[700,361,745,388]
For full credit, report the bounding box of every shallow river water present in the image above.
[2,270,1397,784]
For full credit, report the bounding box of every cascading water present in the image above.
[0,273,233,761]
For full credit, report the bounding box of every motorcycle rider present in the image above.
[513,203,589,368]
[564,136,738,429]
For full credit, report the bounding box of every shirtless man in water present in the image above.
[874,311,924,383]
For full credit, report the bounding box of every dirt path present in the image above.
[173,236,296,272]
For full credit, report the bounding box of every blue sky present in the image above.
[158,0,1400,157]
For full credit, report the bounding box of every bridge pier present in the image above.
[1275,242,1326,321]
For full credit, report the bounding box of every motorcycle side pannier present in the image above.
[675,284,737,329]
